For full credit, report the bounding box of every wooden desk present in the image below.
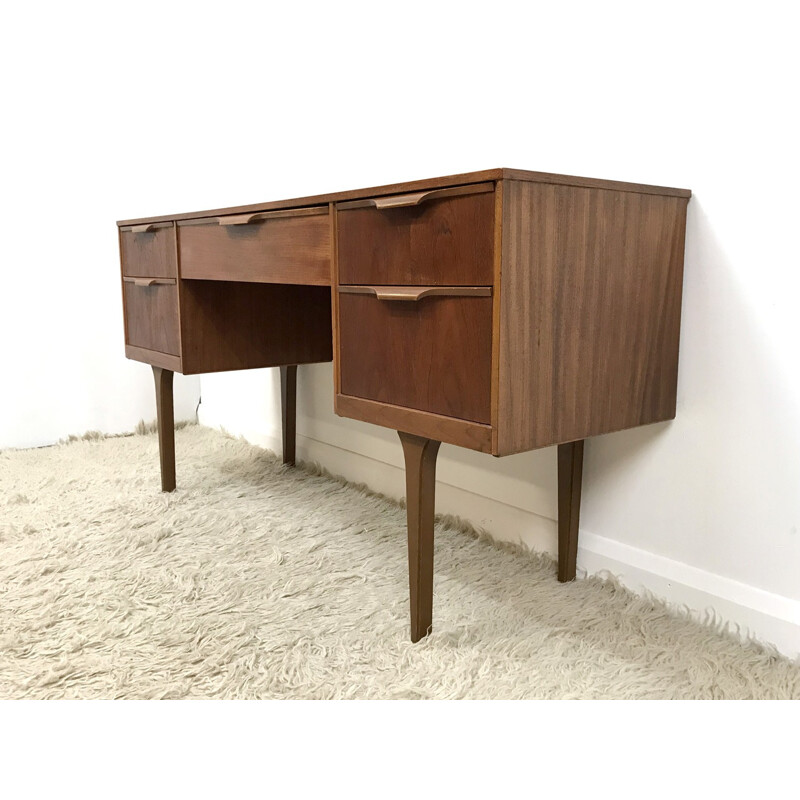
[117,168,691,641]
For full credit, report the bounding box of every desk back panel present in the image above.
[178,281,332,375]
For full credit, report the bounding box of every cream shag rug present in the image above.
[1,424,798,700]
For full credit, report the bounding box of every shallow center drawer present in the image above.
[337,183,495,286]
[178,207,330,285]
[338,286,493,424]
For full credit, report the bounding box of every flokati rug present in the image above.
[1,425,798,699]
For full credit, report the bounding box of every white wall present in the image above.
[1,5,203,449]
[4,2,798,653]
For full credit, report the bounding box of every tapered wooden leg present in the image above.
[557,440,584,582]
[280,365,297,466]
[398,432,441,643]
[152,366,176,493]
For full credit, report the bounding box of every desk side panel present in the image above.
[497,180,688,454]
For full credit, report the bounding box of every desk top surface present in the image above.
[117,168,691,227]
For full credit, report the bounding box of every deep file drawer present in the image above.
[119,222,177,278]
[123,278,180,356]
[338,286,493,424]
[336,183,495,286]
[178,206,330,284]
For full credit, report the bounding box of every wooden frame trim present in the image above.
[173,220,185,361]
[335,394,493,454]
[503,169,692,198]
[490,180,504,453]
[331,201,342,397]
[118,227,129,347]
[125,344,182,372]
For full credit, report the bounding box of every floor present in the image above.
[1,424,798,699]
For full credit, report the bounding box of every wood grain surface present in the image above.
[337,189,495,286]
[398,432,441,642]
[338,292,493,423]
[152,366,176,492]
[557,440,584,582]
[178,209,330,285]
[335,394,493,453]
[123,282,180,355]
[124,345,181,372]
[496,180,689,454]
[120,223,177,278]
[280,364,298,466]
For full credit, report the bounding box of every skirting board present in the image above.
[200,420,800,660]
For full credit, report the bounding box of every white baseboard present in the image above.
[205,421,800,660]
[578,533,800,658]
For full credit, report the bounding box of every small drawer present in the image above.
[338,286,493,424]
[123,278,180,356]
[337,183,495,286]
[178,207,330,285]
[119,223,177,278]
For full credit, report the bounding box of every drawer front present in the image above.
[337,183,495,286]
[178,207,330,285]
[338,288,493,424]
[120,223,177,278]
[123,279,180,355]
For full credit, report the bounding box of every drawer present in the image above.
[123,278,180,356]
[119,222,177,278]
[337,183,495,285]
[338,287,493,424]
[178,207,330,284]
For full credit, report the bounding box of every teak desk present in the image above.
[117,168,691,642]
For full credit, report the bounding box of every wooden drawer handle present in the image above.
[123,277,176,287]
[372,192,431,209]
[130,223,158,234]
[339,286,491,302]
[215,207,328,226]
[339,182,494,211]
[218,213,261,226]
